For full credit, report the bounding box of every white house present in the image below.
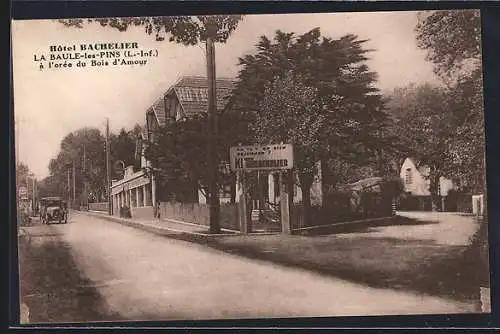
[400,157,455,197]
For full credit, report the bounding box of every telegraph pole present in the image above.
[72,163,76,202]
[83,144,88,210]
[106,118,112,215]
[67,168,71,203]
[206,23,220,234]
[31,175,36,214]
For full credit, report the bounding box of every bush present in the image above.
[379,175,405,198]
[467,218,490,286]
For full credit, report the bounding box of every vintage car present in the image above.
[40,197,68,224]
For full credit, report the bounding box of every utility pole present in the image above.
[67,168,71,203]
[83,144,88,210]
[106,118,112,216]
[31,175,35,215]
[206,23,220,234]
[72,163,76,202]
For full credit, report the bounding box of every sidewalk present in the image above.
[80,210,239,241]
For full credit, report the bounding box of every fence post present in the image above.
[280,171,291,234]
[238,172,250,233]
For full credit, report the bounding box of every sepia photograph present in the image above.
[12,10,490,324]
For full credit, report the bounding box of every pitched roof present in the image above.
[140,126,148,140]
[405,157,430,177]
[151,98,166,126]
[170,76,235,117]
[146,76,236,126]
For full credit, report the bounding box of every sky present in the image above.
[12,11,441,179]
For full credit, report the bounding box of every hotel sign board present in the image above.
[230,144,293,171]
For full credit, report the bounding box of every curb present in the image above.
[77,210,238,241]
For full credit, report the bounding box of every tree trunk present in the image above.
[429,167,441,212]
[285,170,295,230]
[299,173,313,229]
[320,159,329,209]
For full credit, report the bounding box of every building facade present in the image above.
[399,157,455,211]
[144,76,236,204]
[110,148,155,218]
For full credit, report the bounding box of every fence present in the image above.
[290,190,393,229]
[88,202,109,212]
[397,193,473,213]
[445,192,473,213]
[159,202,239,231]
[397,195,432,211]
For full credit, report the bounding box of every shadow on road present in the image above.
[302,216,440,236]
[18,228,126,324]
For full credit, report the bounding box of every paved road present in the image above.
[19,211,474,322]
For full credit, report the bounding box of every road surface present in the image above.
[336,211,480,246]
[19,211,474,323]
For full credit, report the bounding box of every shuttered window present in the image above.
[405,168,413,185]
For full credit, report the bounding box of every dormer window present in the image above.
[405,168,413,185]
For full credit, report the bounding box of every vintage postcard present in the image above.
[12,11,490,324]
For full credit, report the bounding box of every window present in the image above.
[405,168,413,185]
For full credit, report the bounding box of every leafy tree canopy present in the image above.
[416,10,481,83]
[145,111,249,202]
[415,10,485,194]
[231,28,397,185]
[59,15,243,44]
[47,127,106,200]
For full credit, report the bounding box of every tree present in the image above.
[255,71,326,225]
[110,125,143,179]
[38,175,62,198]
[443,68,484,193]
[416,10,485,195]
[386,83,454,211]
[47,128,106,202]
[416,10,481,84]
[59,16,243,45]
[146,116,206,202]
[230,28,394,213]
[145,111,251,203]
